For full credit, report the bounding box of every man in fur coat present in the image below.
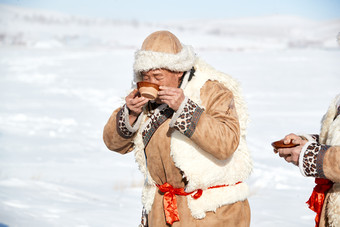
[103,30,252,226]
[275,94,340,227]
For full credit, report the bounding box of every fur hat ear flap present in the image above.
[133,31,196,82]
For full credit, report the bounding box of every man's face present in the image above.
[141,69,183,88]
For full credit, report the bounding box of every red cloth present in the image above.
[306,178,333,227]
[157,181,241,225]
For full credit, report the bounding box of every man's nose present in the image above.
[149,77,158,84]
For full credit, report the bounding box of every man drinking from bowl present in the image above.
[103,30,252,227]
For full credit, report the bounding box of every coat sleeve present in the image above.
[103,106,139,154]
[169,80,240,160]
[322,146,340,182]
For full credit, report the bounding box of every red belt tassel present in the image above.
[157,181,241,225]
[306,178,333,227]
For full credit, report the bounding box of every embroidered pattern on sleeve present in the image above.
[116,105,134,139]
[303,143,319,177]
[173,98,203,138]
[142,107,174,147]
[302,142,330,178]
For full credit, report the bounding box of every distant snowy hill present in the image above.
[0,4,339,50]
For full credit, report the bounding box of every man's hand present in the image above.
[125,89,148,124]
[274,133,307,166]
[158,86,185,111]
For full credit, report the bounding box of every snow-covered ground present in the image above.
[0,4,339,227]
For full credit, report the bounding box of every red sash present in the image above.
[157,181,241,225]
[306,178,333,227]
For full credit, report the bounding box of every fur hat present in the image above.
[133,31,196,81]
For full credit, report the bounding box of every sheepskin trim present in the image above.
[186,58,250,132]
[133,45,196,82]
[325,116,340,146]
[186,182,249,219]
[133,105,169,214]
[116,107,134,138]
[170,58,252,217]
[123,104,143,133]
[135,125,157,214]
[171,131,252,192]
[141,183,157,214]
[133,114,149,178]
[319,94,340,226]
[320,94,340,144]
[327,183,340,227]
[134,104,168,182]
[169,96,189,128]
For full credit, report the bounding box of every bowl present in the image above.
[271,140,299,149]
[137,81,160,100]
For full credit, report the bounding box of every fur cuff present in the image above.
[169,96,189,127]
[123,104,143,133]
[300,142,330,178]
[299,141,312,177]
[133,45,196,80]
[116,104,143,138]
[169,98,204,138]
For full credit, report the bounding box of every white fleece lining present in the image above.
[298,141,313,177]
[327,183,340,226]
[320,95,340,144]
[133,113,157,212]
[187,182,249,219]
[326,117,340,146]
[336,93,340,108]
[133,45,196,82]
[170,58,252,216]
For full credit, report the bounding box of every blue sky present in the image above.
[1,0,340,21]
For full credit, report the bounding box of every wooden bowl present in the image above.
[137,82,160,100]
[271,140,298,149]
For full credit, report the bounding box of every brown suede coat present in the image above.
[103,80,251,226]
[319,146,340,227]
